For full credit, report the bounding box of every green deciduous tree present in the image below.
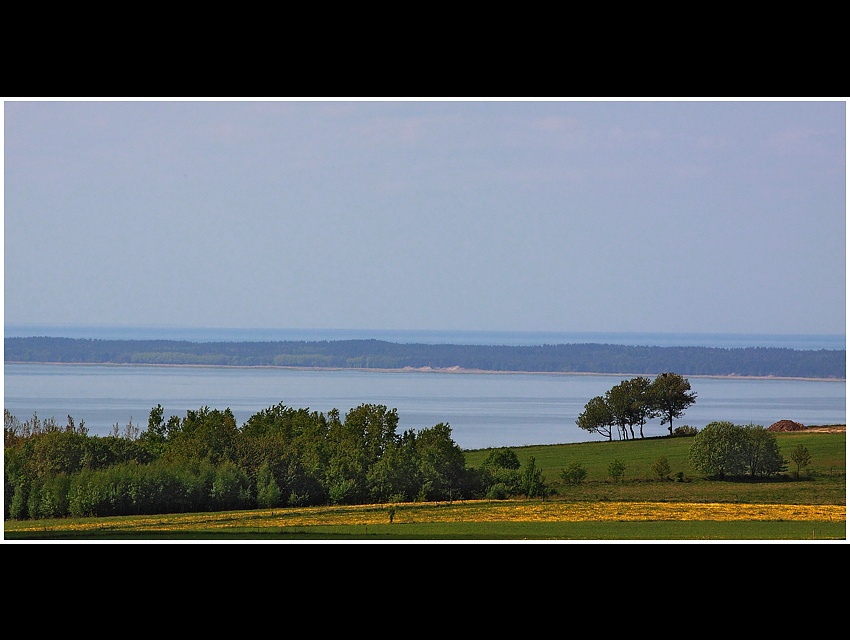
[606,379,656,440]
[605,382,635,440]
[520,456,547,498]
[626,376,656,438]
[689,421,788,480]
[256,461,282,508]
[415,422,469,502]
[650,372,697,435]
[578,376,669,440]
[164,406,240,466]
[789,444,812,479]
[576,395,615,441]
[139,404,169,457]
[740,423,787,478]
[688,421,747,479]
[366,429,421,503]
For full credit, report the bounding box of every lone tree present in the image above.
[650,372,697,435]
[789,444,812,479]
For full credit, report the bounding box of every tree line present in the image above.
[5,336,845,378]
[4,403,546,521]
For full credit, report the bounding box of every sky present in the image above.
[2,99,846,336]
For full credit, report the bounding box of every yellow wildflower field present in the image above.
[7,500,845,536]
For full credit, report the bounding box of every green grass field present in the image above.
[4,431,845,542]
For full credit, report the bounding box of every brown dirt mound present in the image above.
[768,419,807,431]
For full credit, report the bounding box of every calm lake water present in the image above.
[3,363,845,450]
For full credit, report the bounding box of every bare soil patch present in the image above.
[768,419,845,433]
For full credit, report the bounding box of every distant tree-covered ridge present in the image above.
[4,336,845,379]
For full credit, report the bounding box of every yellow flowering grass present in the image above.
[6,500,844,536]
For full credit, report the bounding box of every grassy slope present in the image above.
[464,431,846,505]
[4,431,845,541]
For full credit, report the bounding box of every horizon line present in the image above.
[4,323,846,338]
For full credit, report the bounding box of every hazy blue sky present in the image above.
[3,99,846,335]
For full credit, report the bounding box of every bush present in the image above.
[560,462,588,485]
[520,456,546,498]
[608,459,626,483]
[486,483,511,500]
[672,425,698,437]
[651,456,671,480]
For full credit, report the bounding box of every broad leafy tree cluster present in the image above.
[688,421,787,479]
[4,403,548,521]
[476,448,547,499]
[575,372,697,440]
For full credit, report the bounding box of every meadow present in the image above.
[4,430,844,541]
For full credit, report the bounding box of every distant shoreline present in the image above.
[5,336,844,379]
[5,325,845,351]
[5,360,845,382]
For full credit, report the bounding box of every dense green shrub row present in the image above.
[4,403,537,520]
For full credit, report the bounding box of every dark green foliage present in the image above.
[688,421,747,479]
[164,406,240,466]
[560,462,588,485]
[483,447,521,470]
[479,447,522,498]
[608,459,626,482]
[650,372,697,435]
[486,483,511,500]
[62,459,253,518]
[651,456,671,480]
[740,423,787,477]
[789,444,812,478]
[606,378,657,440]
[5,401,485,519]
[6,336,844,379]
[689,421,786,480]
[520,456,547,498]
[577,373,696,441]
[576,395,615,440]
[27,474,71,519]
[415,422,471,501]
[672,425,698,436]
[211,461,252,510]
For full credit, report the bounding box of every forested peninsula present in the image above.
[4,336,845,379]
